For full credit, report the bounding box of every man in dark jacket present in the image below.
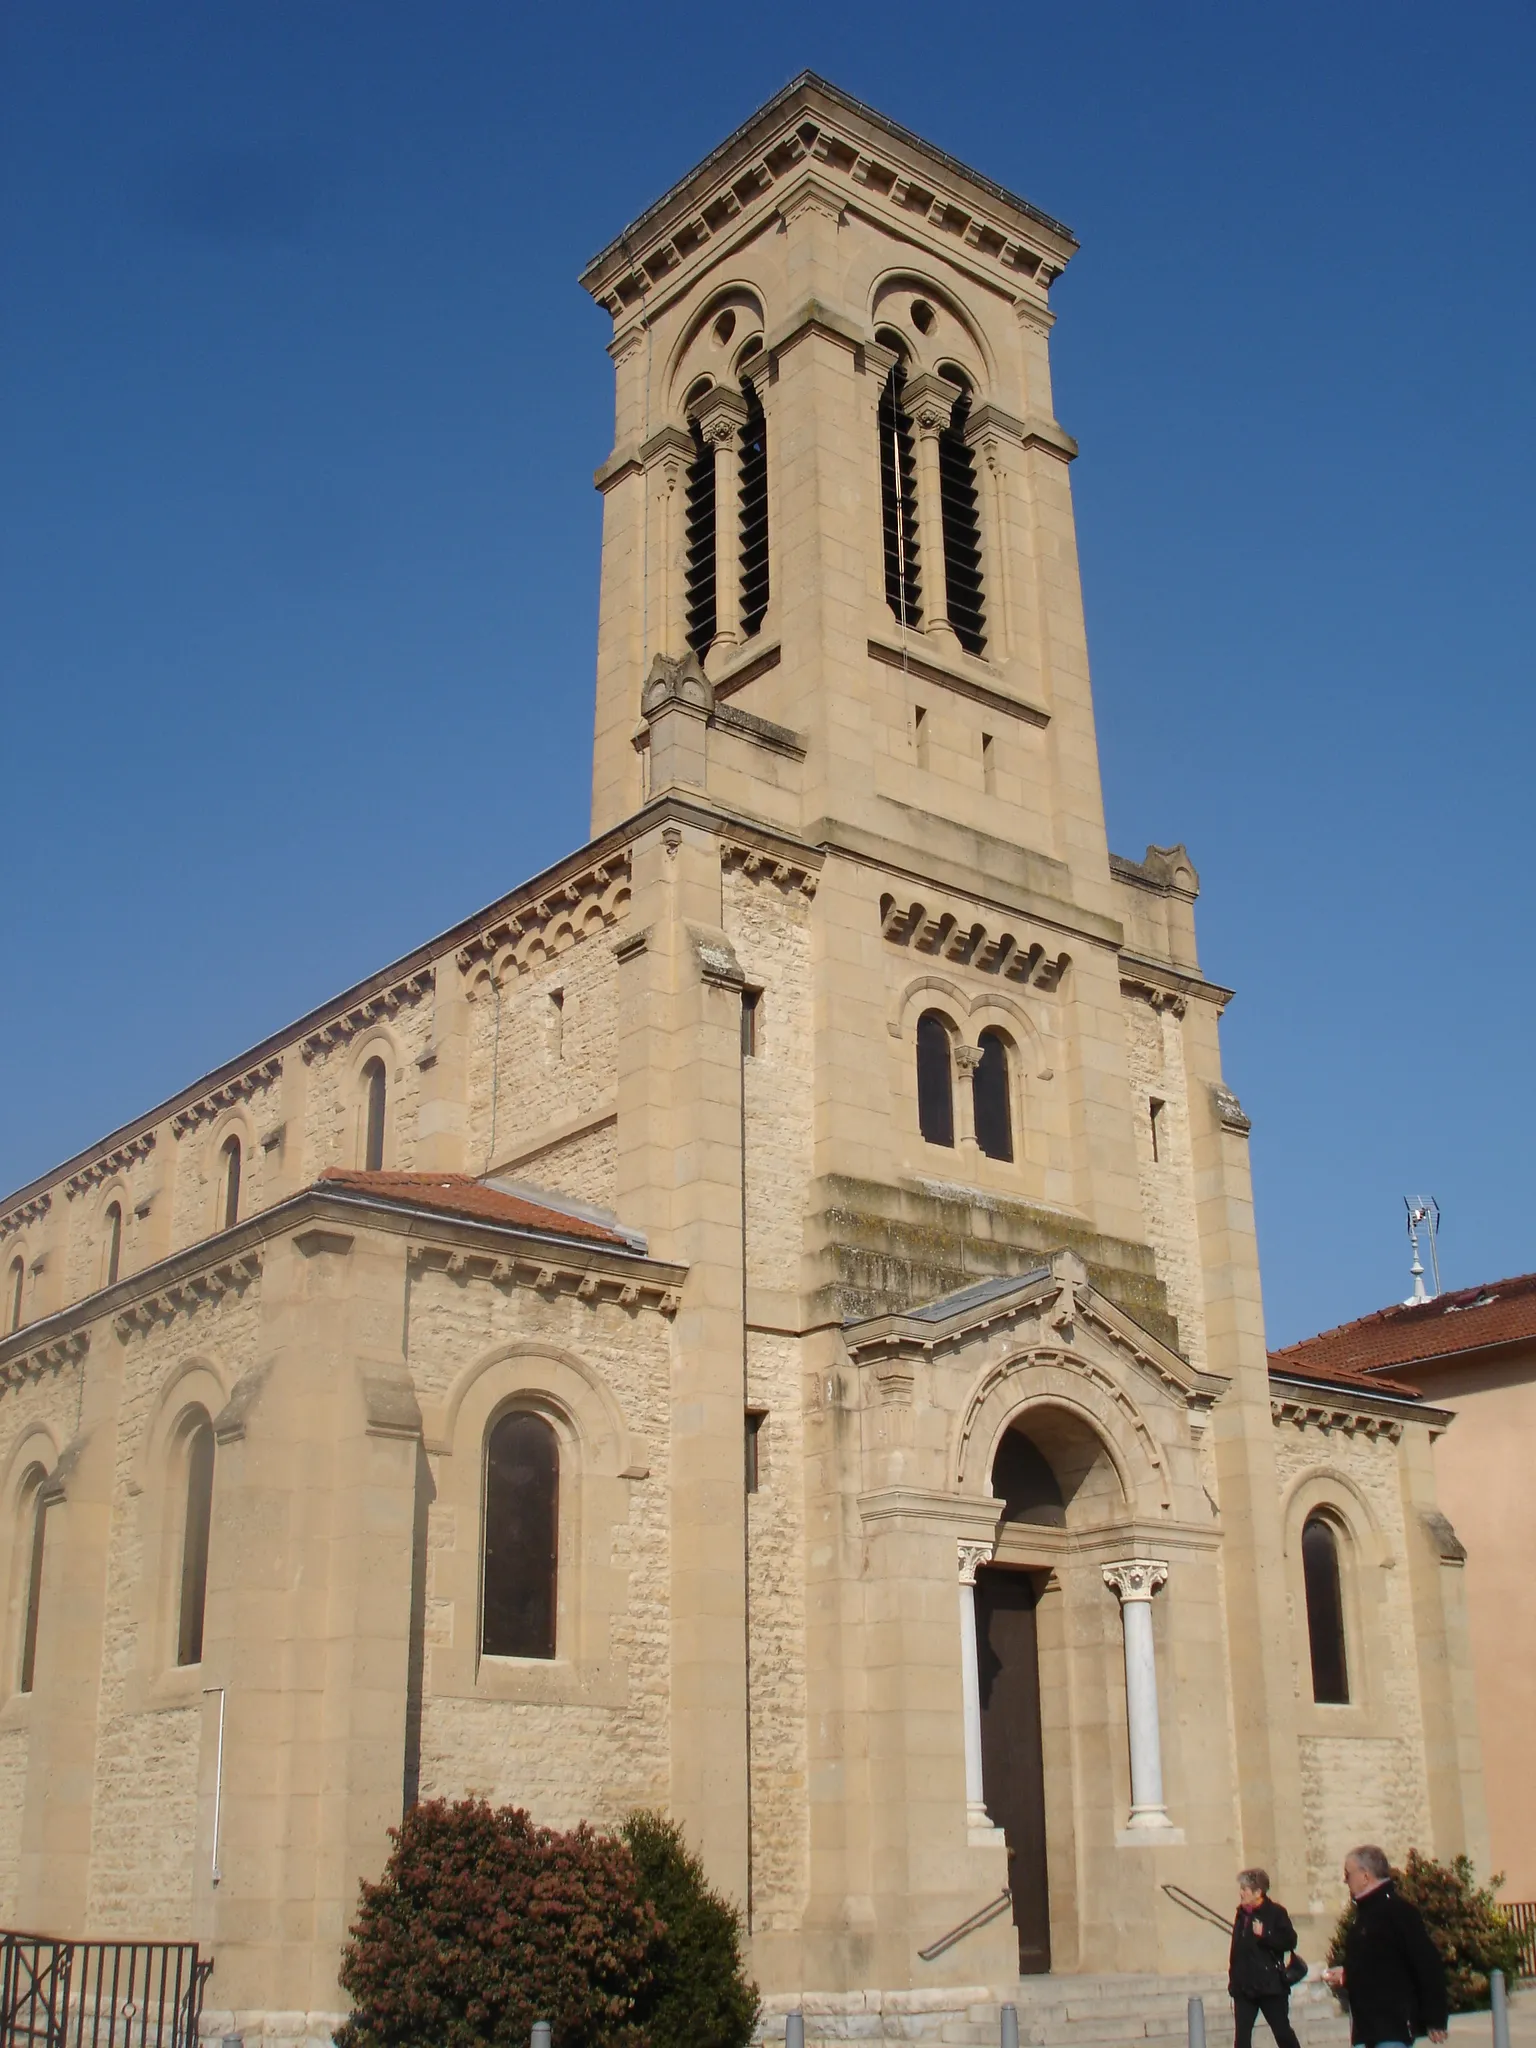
[1322,1846,1449,2048]
[1229,1867,1302,2048]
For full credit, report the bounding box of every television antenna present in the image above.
[1404,1198,1441,1304]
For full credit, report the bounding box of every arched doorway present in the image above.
[978,1408,1126,1973]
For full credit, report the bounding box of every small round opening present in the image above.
[910,299,936,335]
[713,310,737,345]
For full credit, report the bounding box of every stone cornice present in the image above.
[581,73,1075,320]
[866,637,1050,727]
[1269,1372,1452,1439]
[171,1058,283,1135]
[880,888,1071,991]
[65,1132,156,1198]
[301,972,432,1064]
[720,838,820,897]
[113,1252,263,1343]
[0,1192,51,1240]
[0,1327,88,1392]
[456,853,633,987]
[404,1240,682,1320]
[1119,956,1234,1015]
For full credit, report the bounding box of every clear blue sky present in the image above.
[3,2,1533,1347]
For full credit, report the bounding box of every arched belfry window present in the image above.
[973,1029,1014,1162]
[362,1057,387,1173]
[177,1418,215,1667]
[104,1202,123,1287]
[878,345,922,627]
[738,380,769,638]
[684,393,717,659]
[17,1473,49,1695]
[7,1257,23,1333]
[1302,1512,1350,1704]
[219,1136,242,1229]
[937,368,986,655]
[916,1010,955,1148]
[482,1410,558,1660]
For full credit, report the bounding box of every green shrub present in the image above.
[622,1812,760,2048]
[1326,1851,1524,2012]
[336,1798,661,2048]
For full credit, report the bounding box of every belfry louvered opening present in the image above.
[878,351,922,627]
[938,371,986,655]
[738,380,769,638]
[684,413,717,658]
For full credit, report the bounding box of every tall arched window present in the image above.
[219,1136,242,1230]
[738,379,770,638]
[482,1410,558,1660]
[17,1474,49,1695]
[972,1029,1014,1162]
[7,1257,23,1333]
[1302,1512,1350,1704]
[937,368,986,655]
[916,1010,955,1148]
[104,1202,123,1287]
[878,348,922,627]
[362,1057,388,1173]
[177,1418,215,1667]
[684,405,717,658]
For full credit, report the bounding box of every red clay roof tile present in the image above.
[316,1169,632,1247]
[1269,1270,1536,1391]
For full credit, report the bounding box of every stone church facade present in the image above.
[0,74,1487,2043]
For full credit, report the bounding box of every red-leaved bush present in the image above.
[336,1799,661,2048]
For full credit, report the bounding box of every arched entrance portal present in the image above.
[978,1408,1126,1973]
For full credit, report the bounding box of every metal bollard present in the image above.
[1492,1969,1510,2048]
[1187,1995,1207,2048]
[786,2014,806,2048]
[1000,2004,1019,2048]
[531,2023,552,2048]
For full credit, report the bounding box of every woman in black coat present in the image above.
[1230,1868,1302,2048]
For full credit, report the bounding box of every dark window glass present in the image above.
[105,1202,123,1287]
[363,1058,387,1173]
[878,357,922,626]
[973,1030,1014,1162]
[8,1258,24,1332]
[19,1484,48,1694]
[220,1137,241,1229]
[1302,1513,1350,1704]
[745,1410,766,1494]
[916,1011,954,1148]
[937,376,986,655]
[177,1420,215,1667]
[992,1427,1066,1527]
[482,1411,558,1660]
[738,381,769,638]
[684,418,717,657]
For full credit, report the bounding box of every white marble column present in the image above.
[958,1539,995,1832]
[1102,1558,1178,1837]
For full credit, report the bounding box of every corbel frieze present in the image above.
[171,1058,283,1136]
[0,1328,89,1391]
[1121,976,1187,1021]
[113,1251,263,1341]
[301,971,433,1063]
[1270,1397,1403,1444]
[65,1131,157,1199]
[719,840,820,897]
[0,1192,52,1240]
[406,1241,680,1318]
[880,890,1070,990]
[457,855,632,989]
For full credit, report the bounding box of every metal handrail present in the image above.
[918,1888,1013,1961]
[1163,1884,1235,1934]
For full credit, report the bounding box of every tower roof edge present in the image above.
[579,71,1078,309]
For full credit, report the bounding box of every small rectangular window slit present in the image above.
[982,731,996,795]
[1149,1097,1165,1163]
[741,987,761,1057]
[914,704,929,771]
[745,1409,767,1493]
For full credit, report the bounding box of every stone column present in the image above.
[1102,1558,1174,1832]
[902,371,959,651]
[952,1040,982,1157]
[957,1540,994,1830]
[691,386,748,660]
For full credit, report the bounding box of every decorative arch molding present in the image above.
[890,970,1053,1078]
[1279,1464,1386,1562]
[1,1424,61,1508]
[869,270,997,388]
[666,283,767,414]
[954,1348,1169,1513]
[128,1355,233,1498]
[434,1339,639,1476]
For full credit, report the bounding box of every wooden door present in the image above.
[976,1565,1051,1973]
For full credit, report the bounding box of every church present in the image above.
[0,74,1489,2047]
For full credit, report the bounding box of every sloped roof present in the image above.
[1269,1271,1536,1389]
[317,1170,634,1249]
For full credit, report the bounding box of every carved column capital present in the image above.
[902,370,958,436]
[1102,1558,1169,1604]
[952,1042,984,1079]
[690,385,749,446]
[957,1539,994,1586]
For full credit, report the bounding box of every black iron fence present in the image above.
[0,1934,210,2048]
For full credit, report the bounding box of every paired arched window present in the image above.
[177,1418,215,1667]
[1302,1512,1350,1704]
[684,379,771,657]
[17,1470,49,1695]
[916,1011,954,1147]
[481,1410,558,1660]
[878,350,922,627]
[937,369,986,655]
[362,1057,388,1172]
[7,1257,23,1333]
[104,1202,123,1288]
[219,1136,241,1229]
[973,1029,1013,1162]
